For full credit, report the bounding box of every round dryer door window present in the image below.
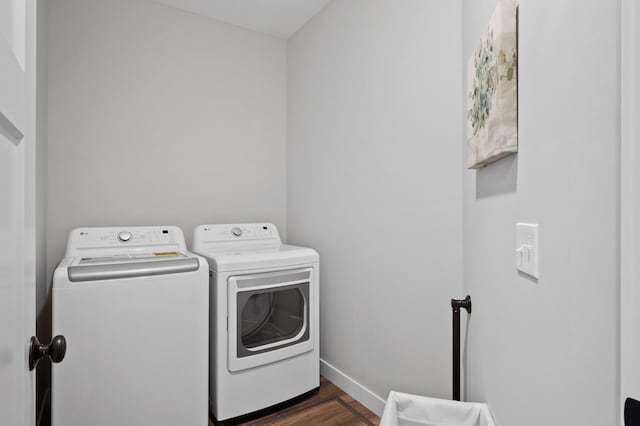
[240,287,305,349]
[232,269,311,359]
[227,268,315,371]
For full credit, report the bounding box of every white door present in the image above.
[622,0,640,421]
[0,0,37,425]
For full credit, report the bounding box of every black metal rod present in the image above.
[451,295,471,401]
[452,305,461,401]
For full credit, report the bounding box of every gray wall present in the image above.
[46,0,287,279]
[462,1,619,425]
[287,0,463,402]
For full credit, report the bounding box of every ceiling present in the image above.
[150,0,331,39]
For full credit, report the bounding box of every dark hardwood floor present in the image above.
[209,376,380,426]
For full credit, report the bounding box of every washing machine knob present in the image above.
[231,227,242,237]
[117,231,133,242]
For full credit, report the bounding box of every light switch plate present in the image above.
[516,223,539,279]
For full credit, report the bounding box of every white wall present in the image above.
[462,1,619,425]
[287,0,463,409]
[46,0,287,278]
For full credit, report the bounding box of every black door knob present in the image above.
[29,335,67,371]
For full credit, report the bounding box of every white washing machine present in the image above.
[192,223,319,424]
[52,226,209,426]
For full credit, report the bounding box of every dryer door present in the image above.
[227,268,314,372]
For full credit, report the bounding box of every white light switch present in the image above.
[516,223,539,279]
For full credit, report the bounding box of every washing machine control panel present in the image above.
[69,226,184,252]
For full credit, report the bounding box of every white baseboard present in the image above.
[320,359,386,416]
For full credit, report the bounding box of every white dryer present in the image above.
[192,223,319,424]
[52,226,208,426]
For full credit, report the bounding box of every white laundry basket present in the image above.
[380,391,496,426]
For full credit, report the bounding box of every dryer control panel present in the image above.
[192,223,281,249]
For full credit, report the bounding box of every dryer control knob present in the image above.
[231,227,242,237]
[117,231,133,242]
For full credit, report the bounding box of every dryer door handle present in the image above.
[29,335,67,370]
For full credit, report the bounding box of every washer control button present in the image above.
[117,231,133,242]
[231,227,243,237]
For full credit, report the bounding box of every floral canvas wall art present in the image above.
[467,0,518,169]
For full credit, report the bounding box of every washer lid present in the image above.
[66,253,200,282]
[193,244,318,272]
